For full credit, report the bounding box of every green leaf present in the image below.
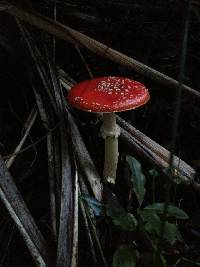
[139,210,183,244]
[148,169,159,177]
[144,203,189,220]
[163,222,183,244]
[139,209,161,235]
[126,156,146,206]
[112,212,137,231]
[113,245,138,267]
[106,203,137,231]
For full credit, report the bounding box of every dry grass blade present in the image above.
[74,45,93,79]
[45,51,76,267]
[71,166,79,267]
[25,37,59,239]
[46,132,58,238]
[32,57,75,266]
[16,20,58,115]
[0,157,51,267]
[17,19,76,266]
[57,122,74,267]
[67,112,103,201]
[31,76,59,239]
[3,4,199,97]
[6,107,37,169]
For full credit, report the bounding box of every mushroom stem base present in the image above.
[103,137,118,184]
[101,113,119,184]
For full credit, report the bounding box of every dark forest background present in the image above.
[0,1,200,266]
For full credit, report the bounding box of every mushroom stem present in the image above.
[100,113,120,184]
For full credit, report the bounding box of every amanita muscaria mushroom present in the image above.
[68,76,150,184]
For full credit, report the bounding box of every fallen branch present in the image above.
[2,4,200,97]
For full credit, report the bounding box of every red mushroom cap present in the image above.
[68,76,150,113]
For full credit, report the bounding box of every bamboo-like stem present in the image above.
[3,4,200,97]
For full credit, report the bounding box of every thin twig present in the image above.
[74,45,93,79]
[6,107,37,168]
[2,122,60,161]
